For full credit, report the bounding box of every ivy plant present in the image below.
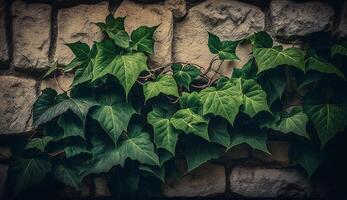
[7,14,347,198]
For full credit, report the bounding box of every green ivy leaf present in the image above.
[229,128,269,154]
[90,94,136,144]
[8,157,52,196]
[43,61,59,78]
[97,15,129,48]
[199,83,242,125]
[208,32,239,60]
[57,112,86,140]
[130,26,158,55]
[171,108,210,141]
[65,42,92,71]
[331,43,347,57]
[232,58,257,79]
[143,75,179,102]
[93,40,148,97]
[209,119,230,148]
[53,165,82,190]
[250,31,273,48]
[148,107,179,155]
[179,92,203,114]
[64,146,91,159]
[172,64,201,89]
[306,55,345,79]
[139,165,165,182]
[263,107,310,139]
[25,136,53,152]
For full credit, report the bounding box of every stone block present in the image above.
[0,0,9,67]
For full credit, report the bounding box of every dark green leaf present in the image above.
[53,165,82,190]
[172,64,200,89]
[143,75,179,102]
[306,56,345,79]
[25,136,53,152]
[208,32,239,60]
[209,118,230,148]
[130,26,158,55]
[229,128,269,154]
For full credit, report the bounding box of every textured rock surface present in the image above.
[163,162,225,197]
[12,1,52,70]
[230,166,311,197]
[165,0,186,19]
[40,74,73,94]
[115,0,173,68]
[251,141,289,166]
[337,2,347,38]
[270,0,334,39]
[55,2,109,65]
[0,76,37,134]
[0,0,8,67]
[0,146,11,161]
[0,164,8,198]
[94,177,111,197]
[173,0,264,70]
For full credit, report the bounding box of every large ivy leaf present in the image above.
[147,107,179,155]
[57,112,86,140]
[172,64,200,89]
[229,128,269,154]
[208,32,239,60]
[8,157,52,196]
[53,165,82,190]
[231,78,270,117]
[25,136,53,152]
[209,119,230,148]
[306,56,345,79]
[96,15,129,48]
[179,92,202,113]
[130,26,158,55]
[232,58,257,79]
[263,107,309,139]
[93,39,148,97]
[171,108,210,141]
[331,43,347,57]
[183,136,220,172]
[90,94,136,144]
[143,75,179,102]
[64,42,92,71]
[199,83,242,125]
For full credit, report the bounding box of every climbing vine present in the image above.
[7,14,347,197]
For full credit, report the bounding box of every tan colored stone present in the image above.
[0,164,8,198]
[40,74,73,94]
[337,2,347,38]
[173,0,264,73]
[251,141,289,166]
[0,76,37,134]
[115,0,173,68]
[230,166,311,197]
[0,146,12,161]
[0,0,9,67]
[94,177,111,197]
[165,0,186,19]
[162,162,225,197]
[270,0,334,39]
[55,2,109,65]
[12,1,51,70]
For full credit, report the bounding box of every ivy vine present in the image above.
[7,14,347,197]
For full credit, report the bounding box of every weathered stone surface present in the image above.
[251,141,289,166]
[12,1,52,70]
[94,177,111,197]
[60,178,91,198]
[163,162,225,197]
[115,0,173,68]
[0,146,12,161]
[0,164,8,198]
[0,0,9,67]
[230,166,311,197]
[40,74,73,94]
[55,2,109,65]
[165,0,186,19]
[337,2,347,38]
[0,76,37,134]
[173,0,264,70]
[270,0,334,39]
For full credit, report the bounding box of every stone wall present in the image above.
[0,0,346,198]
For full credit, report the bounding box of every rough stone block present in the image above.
[270,0,334,39]
[0,76,37,134]
[230,166,310,197]
[54,2,109,65]
[115,0,173,68]
[162,162,225,197]
[0,164,8,198]
[165,0,186,19]
[94,177,111,197]
[12,0,52,71]
[0,146,12,161]
[173,0,264,71]
[337,2,347,38]
[40,74,73,94]
[0,0,9,67]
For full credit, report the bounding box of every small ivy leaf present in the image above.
[130,25,158,55]
[43,61,59,78]
[179,92,203,114]
[172,64,200,89]
[90,94,136,144]
[7,157,52,196]
[232,57,257,79]
[331,43,347,57]
[143,75,179,102]
[228,128,270,154]
[65,42,91,69]
[208,32,239,60]
[147,107,179,155]
[105,15,125,31]
[64,146,91,159]
[209,118,230,148]
[57,112,86,140]
[158,149,173,166]
[25,136,53,152]
[97,15,129,48]
[250,31,273,49]
[306,55,345,79]
[231,78,270,118]
[171,108,210,141]
[53,164,83,191]
[262,107,310,139]
[107,30,130,48]
[199,83,243,125]
[139,165,165,182]
[183,135,220,172]
[93,39,148,97]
